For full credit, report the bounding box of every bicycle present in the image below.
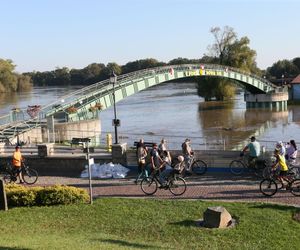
[262,160,300,179]
[229,153,267,177]
[0,159,38,185]
[181,153,208,176]
[259,169,300,197]
[140,168,187,196]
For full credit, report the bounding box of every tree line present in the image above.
[0,59,32,93]
[1,26,299,100]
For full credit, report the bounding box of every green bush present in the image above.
[5,184,89,207]
[36,185,89,206]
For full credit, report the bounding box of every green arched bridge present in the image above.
[0,64,288,142]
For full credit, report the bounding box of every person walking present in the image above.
[158,138,167,157]
[181,138,193,172]
[12,145,24,184]
[285,139,298,163]
[135,140,148,184]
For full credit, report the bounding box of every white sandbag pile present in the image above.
[80,162,130,179]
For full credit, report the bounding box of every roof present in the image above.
[291,74,300,84]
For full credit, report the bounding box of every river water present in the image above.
[1,82,299,150]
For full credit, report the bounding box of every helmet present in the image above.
[177,155,184,162]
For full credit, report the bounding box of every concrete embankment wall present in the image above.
[0,155,112,177]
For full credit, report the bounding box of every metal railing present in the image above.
[0,64,278,134]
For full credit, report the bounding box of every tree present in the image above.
[122,58,165,74]
[101,63,122,79]
[53,67,71,85]
[267,59,299,79]
[292,57,300,72]
[0,59,18,92]
[82,63,105,83]
[197,77,235,101]
[208,26,237,65]
[196,26,258,101]
[16,74,32,91]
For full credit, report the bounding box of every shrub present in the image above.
[5,184,89,207]
[36,185,89,206]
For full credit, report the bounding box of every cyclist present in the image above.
[275,141,286,157]
[158,150,173,188]
[182,138,193,172]
[272,148,289,188]
[241,136,260,168]
[150,143,163,172]
[12,145,24,184]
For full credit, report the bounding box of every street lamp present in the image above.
[110,71,120,144]
[281,74,284,86]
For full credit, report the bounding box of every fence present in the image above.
[12,127,286,153]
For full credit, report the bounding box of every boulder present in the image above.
[203,206,232,228]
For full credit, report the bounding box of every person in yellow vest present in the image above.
[12,145,24,183]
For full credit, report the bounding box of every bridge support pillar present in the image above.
[244,91,288,110]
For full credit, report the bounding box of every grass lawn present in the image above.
[0,198,299,250]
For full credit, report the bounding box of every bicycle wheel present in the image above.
[168,176,187,196]
[191,160,207,175]
[260,179,278,197]
[290,179,300,196]
[141,177,158,195]
[22,168,38,184]
[229,160,245,175]
[1,172,15,184]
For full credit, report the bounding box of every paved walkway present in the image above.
[34,173,300,207]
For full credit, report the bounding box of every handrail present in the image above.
[0,63,278,128]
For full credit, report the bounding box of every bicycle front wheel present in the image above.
[169,176,187,196]
[141,177,158,195]
[22,168,38,184]
[260,179,277,197]
[191,160,207,175]
[290,179,300,196]
[229,160,245,175]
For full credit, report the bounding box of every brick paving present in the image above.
[33,173,300,207]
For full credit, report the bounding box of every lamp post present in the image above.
[281,74,284,86]
[110,71,120,144]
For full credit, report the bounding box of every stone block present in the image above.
[203,206,232,228]
[37,143,54,158]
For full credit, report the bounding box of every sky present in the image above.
[1,0,299,73]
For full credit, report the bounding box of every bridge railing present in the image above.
[41,63,277,114]
[0,64,277,128]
